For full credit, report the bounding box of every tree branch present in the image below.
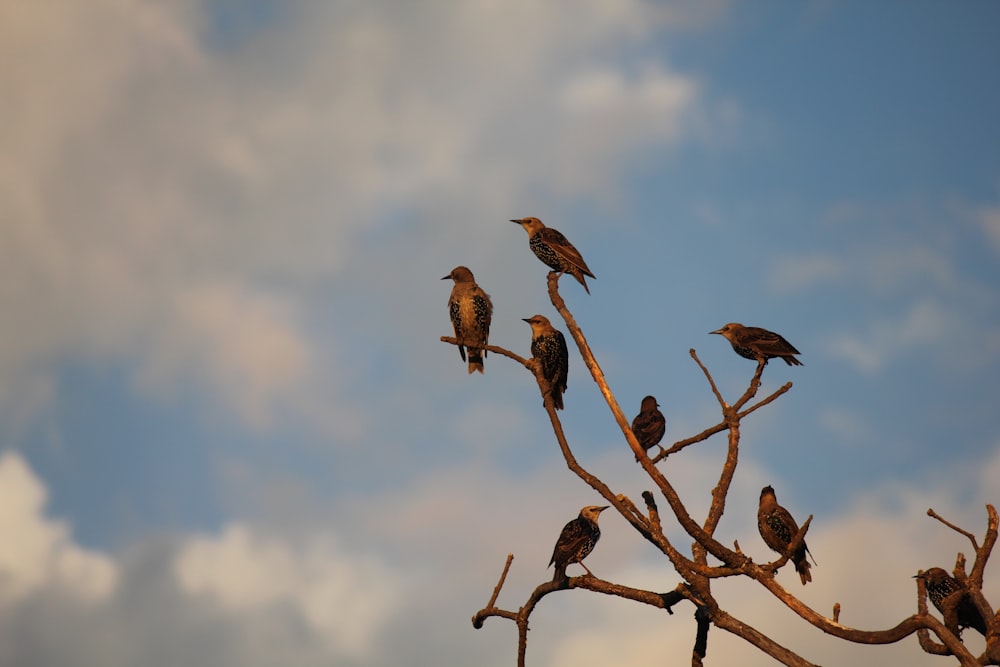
[461,268,994,667]
[929,507,981,552]
[440,337,532,368]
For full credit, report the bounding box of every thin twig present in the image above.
[654,379,791,462]
[928,508,980,551]
[642,491,662,535]
[487,555,514,608]
[440,337,532,368]
[690,348,726,407]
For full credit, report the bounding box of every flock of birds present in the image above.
[443,217,989,637]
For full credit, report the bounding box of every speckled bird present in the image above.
[523,314,569,410]
[549,505,609,581]
[757,485,814,585]
[710,322,803,366]
[631,395,666,461]
[915,567,988,636]
[511,217,595,293]
[443,266,493,374]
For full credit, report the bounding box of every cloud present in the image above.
[0,453,404,666]
[0,0,704,440]
[0,452,117,605]
[136,280,310,431]
[818,405,875,445]
[1,427,998,667]
[981,204,1000,255]
[174,522,401,658]
[766,253,846,293]
[826,299,977,374]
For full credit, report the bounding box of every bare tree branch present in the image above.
[440,337,532,369]
[929,507,981,552]
[457,269,995,666]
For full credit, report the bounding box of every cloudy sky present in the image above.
[2,1,1000,665]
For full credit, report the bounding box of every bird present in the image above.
[511,217,595,293]
[523,314,569,409]
[915,567,989,636]
[757,485,814,585]
[549,505,609,581]
[631,395,666,460]
[443,266,493,374]
[710,322,803,366]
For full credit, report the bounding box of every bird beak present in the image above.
[441,274,451,280]
[598,506,610,512]
[510,219,523,224]
[709,329,722,335]
[521,317,532,323]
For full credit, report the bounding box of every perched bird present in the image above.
[915,567,989,636]
[757,485,814,585]
[631,395,666,461]
[511,217,595,294]
[549,505,609,581]
[523,315,569,409]
[443,266,493,374]
[710,322,803,366]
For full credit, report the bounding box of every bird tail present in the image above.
[551,389,564,410]
[573,271,591,294]
[467,349,485,374]
[796,558,812,585]
[783,356,804,366]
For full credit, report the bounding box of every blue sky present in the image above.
[2,1,1000,665]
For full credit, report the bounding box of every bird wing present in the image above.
[539,228,595,278]
[470,293,492,347]
[550,519,590,566]
[448,298,467,361]
[554,330,569,391]
[632,411,665,448]
[744,327,800,355]
[760,507,799,552]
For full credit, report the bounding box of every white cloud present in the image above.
[766,253,846,293]
[137,281,310,431]
[0,451,117,605]
[827,299,962,373]
[175,522,400,658]
[0,0,704,438]
[981,205,1000,254]
[0,429,997,667]
[819,405,875,444]
[552,64,697,191]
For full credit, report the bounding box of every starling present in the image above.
[757,485,814,585]
[915,567,989,636]
[710,322,803,366]
[631,395,666,461]
[511,217,595,294]
[549,505,609,581]
[443,266,493,374]
[523,315,569,410]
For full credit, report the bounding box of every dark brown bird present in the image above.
[757,485,814,585]
[523,315,569,410]
[631,395,666,461]
[549,505,609,581]
[511,217,595,294]
[710,322,803,366]
[443,266,493,374]
[915,567,989,636]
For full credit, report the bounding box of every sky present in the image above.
[2,1,1000,665]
